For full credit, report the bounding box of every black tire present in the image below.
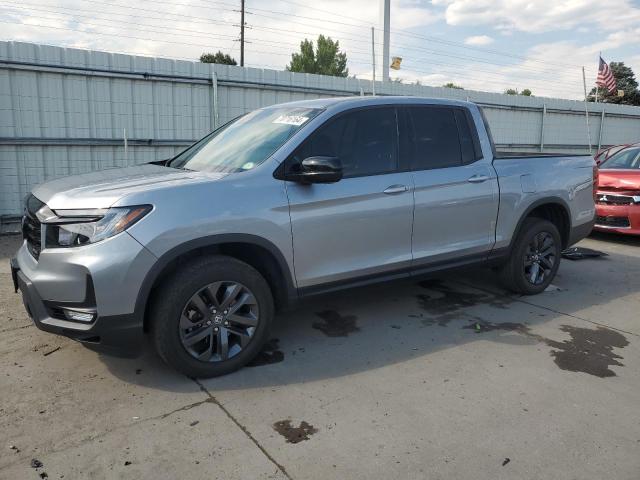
[150,255,274,378]
[499,218,562,295]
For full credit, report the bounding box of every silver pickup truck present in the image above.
[11,96,597,377]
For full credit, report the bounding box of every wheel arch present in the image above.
[136,234,297,333]
[510,197,571,251]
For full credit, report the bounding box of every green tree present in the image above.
[286,35,348,77]
[443,82,464,89]
[504,88,533,96]
[199,51,237,65]
[588,61,639,105]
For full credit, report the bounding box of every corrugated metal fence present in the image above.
[2,40,640,219]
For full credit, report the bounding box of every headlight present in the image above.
[38,205,152,247]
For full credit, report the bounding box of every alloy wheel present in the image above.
[178,281,259,362]
[523,231,556,285]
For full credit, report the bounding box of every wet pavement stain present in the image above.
[273,420,318,443]
[463,320,629,378]
[417,311,464,327]
[313,310,360,337]
[463,320,531,335]
[416,280,511,326]
[247,338,284,367]
[545,325,629,378]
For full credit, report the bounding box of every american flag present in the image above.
[596,56,616,92]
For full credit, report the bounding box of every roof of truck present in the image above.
[264,95,476,110]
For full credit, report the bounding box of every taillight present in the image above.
[593,164,599,203]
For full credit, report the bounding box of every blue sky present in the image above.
[2,0,640,99]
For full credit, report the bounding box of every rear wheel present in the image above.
[150,255,274,377]
[499,218,561,295]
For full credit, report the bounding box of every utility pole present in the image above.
[381,0,390,82]
[371,27,376,95]
[240,0,245,67]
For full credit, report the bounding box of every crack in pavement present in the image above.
[2,385,292,478]
[158,397,216,419]
[0,395,219,471]
[192,378,292,480]
[0,324,33,334]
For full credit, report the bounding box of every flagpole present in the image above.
[582,66,593,155]
[595,51,600,103]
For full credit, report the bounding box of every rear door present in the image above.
[402,105,499,267]
[285,106,415,289]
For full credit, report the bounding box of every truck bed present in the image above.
[495,152,593,159]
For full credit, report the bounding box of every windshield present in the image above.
[169,107,321,173]
[600,147,640,170]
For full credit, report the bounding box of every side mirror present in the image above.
[290,156,343,184]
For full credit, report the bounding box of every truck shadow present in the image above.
[98,238,640,390]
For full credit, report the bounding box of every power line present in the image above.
[255,0,585,70]
[3,0,584,81]
[0,0,594,97]
[0,6,306,55]
[0,17,372,66]
[95,0,588,72]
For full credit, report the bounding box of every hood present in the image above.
[598,169,640,193]
[32,164,228,210]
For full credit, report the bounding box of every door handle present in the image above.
[467,175,490,183]
[383,184,408,194]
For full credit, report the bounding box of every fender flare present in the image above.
[505,196,572,253]
[133,234,297,326]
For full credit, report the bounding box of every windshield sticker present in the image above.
[273,115,309,126]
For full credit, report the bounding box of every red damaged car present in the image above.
[595,145,640,235]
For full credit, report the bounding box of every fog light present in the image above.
[63,308,95,323]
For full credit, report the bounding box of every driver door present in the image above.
[283,106,415,290]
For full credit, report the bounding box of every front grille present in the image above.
[23,195,44,259]
[596,193,635,205]
[595,215,631,228]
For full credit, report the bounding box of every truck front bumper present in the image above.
[10,232,157,353]
[11,257,143,352]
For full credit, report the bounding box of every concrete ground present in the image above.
[1,233,639,480]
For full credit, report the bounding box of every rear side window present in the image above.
[290,107,398,178]
[455,109,483,163]
[454,110,476,164]
[405,107,461,170]
[478,106,497,158]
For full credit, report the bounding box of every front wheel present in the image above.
[150,255,274,377]
[499,218,561,295]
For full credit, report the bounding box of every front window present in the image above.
[600,147,640,170]
[170,107,321,173]
[289,107,398,178]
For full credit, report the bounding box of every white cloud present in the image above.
[442,0,640,33]
[464,35,493,46]
[387,30,640,100]
[0,0,442,71]
[1,0,637,101]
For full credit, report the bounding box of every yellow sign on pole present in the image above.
[390,57,402,70]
